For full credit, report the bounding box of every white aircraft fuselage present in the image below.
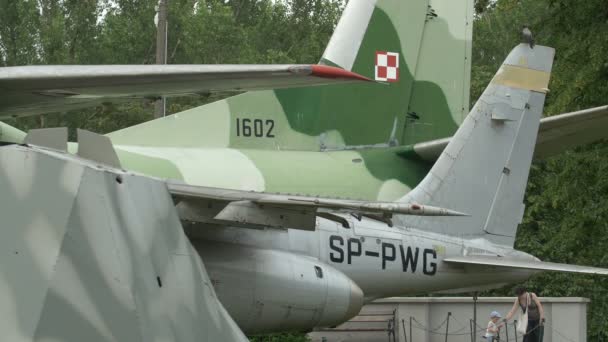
[190,216,536,333]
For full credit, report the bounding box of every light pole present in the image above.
[154,0,168,118]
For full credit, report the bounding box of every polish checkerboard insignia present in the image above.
[375,51,399,82]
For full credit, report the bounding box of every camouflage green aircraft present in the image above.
[2,0,608,338]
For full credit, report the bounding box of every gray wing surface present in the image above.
[0,64,369,118]
[407,105,608,162]
[444,256,608,275]
[535,105,608,158]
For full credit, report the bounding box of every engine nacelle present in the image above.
[192,240,363,334]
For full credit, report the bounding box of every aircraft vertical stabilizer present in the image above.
[397,44,555,246]
[109,0,473,151]
[321,0,474,147]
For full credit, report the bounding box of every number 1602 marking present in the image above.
[236,118,275,138]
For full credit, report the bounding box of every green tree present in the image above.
[472,0,608,339]
[0,0,40,66]
[38,0,68,64]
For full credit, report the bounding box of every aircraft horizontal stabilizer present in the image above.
[0,64,371,118]
[402,105,608,162]
[444,256,608,276]
[535,105,608,158]
[168,181,466,231]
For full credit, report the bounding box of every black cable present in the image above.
[410,318,487,336]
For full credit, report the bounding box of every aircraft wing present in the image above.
[0,64,370,118]
[535,105,608,158]
[167,181,467,231]
[444,256,608,275]
[405,105,608,162]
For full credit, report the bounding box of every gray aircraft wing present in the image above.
[534,105,608,158]
[0,64,370,118]
[405,105,608,161]
[444,256,608,275]
[168,181,467,231]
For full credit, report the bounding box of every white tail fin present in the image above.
[397,44,555,246]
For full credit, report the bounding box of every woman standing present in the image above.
[504,286,545,342]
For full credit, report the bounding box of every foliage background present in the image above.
[2,0,608,339]
[472,0,608,340]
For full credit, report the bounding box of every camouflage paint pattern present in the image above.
[0,144,249,341]
[0,121,26,144]
[108,0,474,201]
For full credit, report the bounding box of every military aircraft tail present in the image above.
[396,44,555,247]
[108,0,473,151]
[319,0,474,147]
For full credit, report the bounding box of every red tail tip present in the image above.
[310,65,372,82]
